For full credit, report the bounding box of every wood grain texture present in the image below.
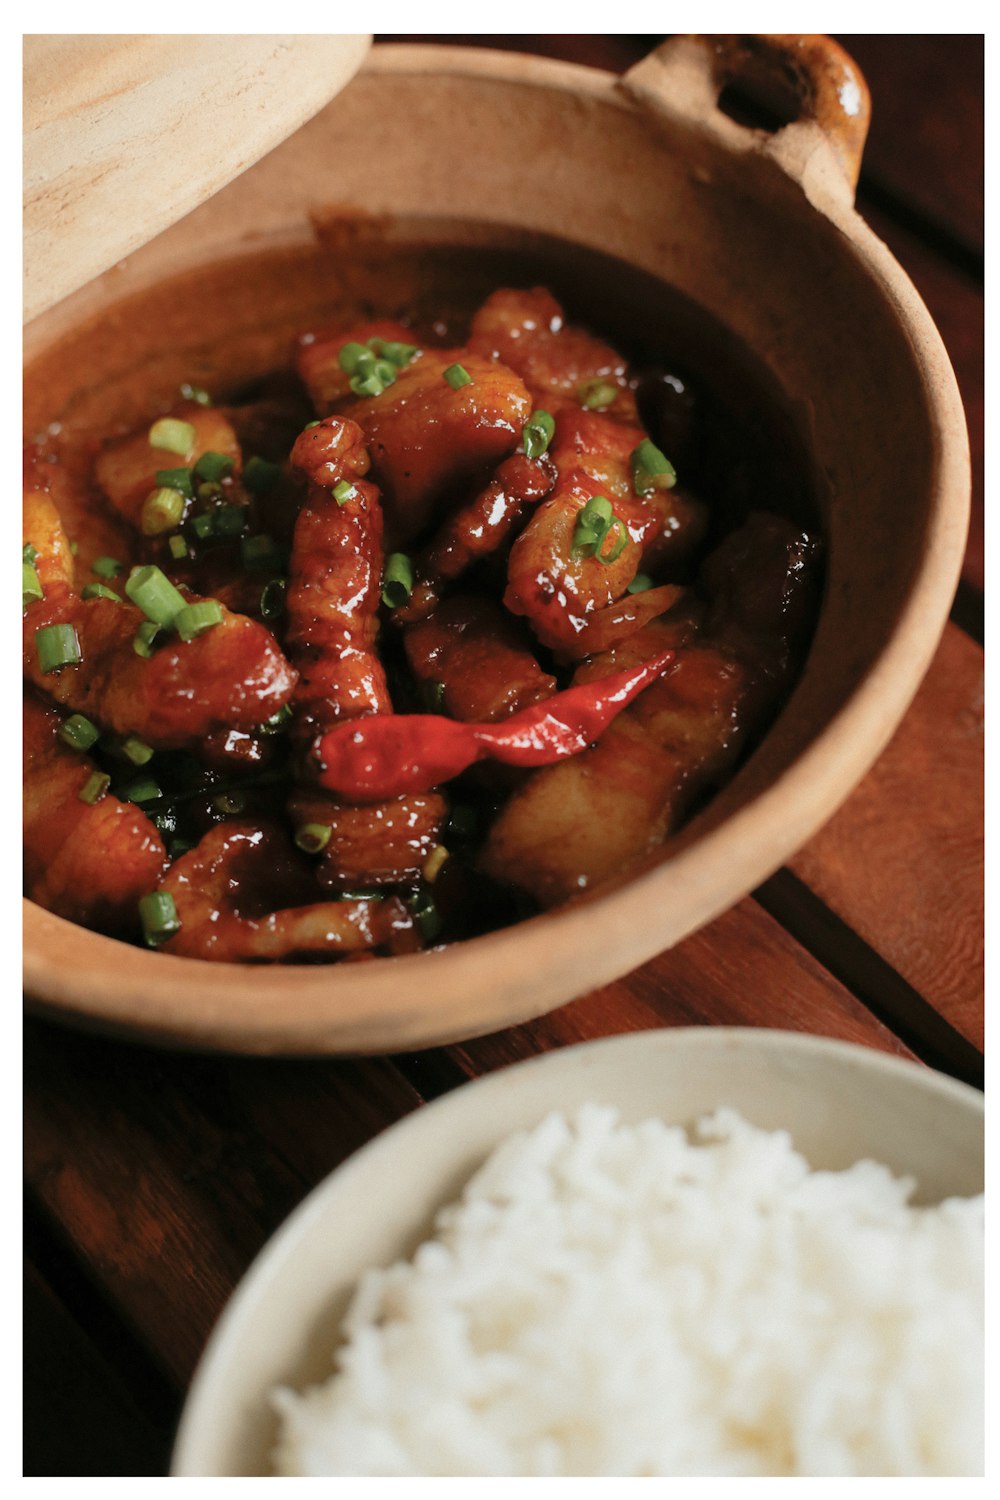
[789,624,983,1048]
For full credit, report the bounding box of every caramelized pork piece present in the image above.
[23,694,166,930]
[94,402,242,530]
[469,287,638,421]
[341,350,532,544]
[287,792,447,892]
[480,515,819,905]
[404,596,556,723]
[287,416,391,736]
[24,445,135,586]
[562,583,688,661]
[158,823,419,961]
[397,451,556,624]
[297,319,415,413]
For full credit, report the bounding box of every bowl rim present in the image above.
[170,1025,984,1476]
[22,42,971,1054]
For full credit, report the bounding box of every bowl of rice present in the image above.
[171,1028,984,1477]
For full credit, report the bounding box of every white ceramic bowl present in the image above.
[171,1027,984,1476]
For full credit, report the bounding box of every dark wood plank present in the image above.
[436,898,915,1081]
[786,623,983,1051]
[23,1025,424,1388]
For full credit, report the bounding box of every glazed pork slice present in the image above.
[480,514,819,906]
[94,402,242,531]
[403,595,556,724]
[23,694,166,931]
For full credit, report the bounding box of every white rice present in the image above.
[271,1106,983,1477]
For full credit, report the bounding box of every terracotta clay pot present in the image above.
[22,37,969,1053]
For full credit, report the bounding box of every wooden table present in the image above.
[23,35,984,1477]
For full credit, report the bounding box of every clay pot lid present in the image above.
[23,33,372,324]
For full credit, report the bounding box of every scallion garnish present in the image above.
[212,791,246,816]
[23,562,43,609]
[571,495,628,566]
[59,714,99,751]
[379,340,418,368]
[422,845,449,884]
[332,480,357,505]
[190,513,215,540]
[92,556,123,579]
[630,438,677,496]
[81,582,122,602]
[294,823,332,855]
[175,599,224,642]
[179,382,211,406]
[443,363,473,390]
[381,552,413,608]
[338,342,372,375]
[626,573,654,595]
[196,481,223,503]
[133,621,164,659]
[258,704,293,735]
[168,534,189,561]
[213,505,247,539]
[523,409,555,459]
[349,371,387,399]
[167,838,194,860]
[240,533,281,572]
[78,771,110,805]
[139,890,181,947]
[35,623,82,673]
[243,457,282,495]
[260,578,287,619]
[149,417,196,455]
[154,467,194,499]
[23,542,39,565]
[141,487,186,535]
[579,379,618,411]
[122,735,154,766]
[121,775,161,804]
[193,451,234,484]
[125,565,187,626]
[409,886,443,942]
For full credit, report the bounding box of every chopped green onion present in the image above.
[23,542,39,565]
[630,438,677,496]
[59,714,100,751]
[133,621,164,659]
[260,578,287,619]
[35,623,82,673]
[294,823,332,855]
[92,556,123,579]
[626,573,654,595]
[579,379,618,411]
[179,382,211,406]
[338,888,384,902]
[141,487,186,535]
[168,534,190,561]
[443,363,473,390]
[212,504,247,539]
[379,340,418,368]
[243,456,282,495]
[154,466,194,499]
[422,845,449,884]
[571,495,629,567]
[193,450,234,483]
[596,520,628,565]
[409,887,443,942]
[81,582,122,602]
[372,358,398,387]
[338,341,374,375]
[258,704,293,735]
[121,775,162,804]
[175,599,224,642]
[78,771,110,805]
[196,481,223,503]
[167,837,194,860]
[523,409,555,459]
[149,417,196,455]
[381,552,413,608]
[212,791,246,815]
[23,562,43,609]
[349,371,386,398]
[190,513,215,540]
[139,890,181,947]
[125,564,187,626]
[240,533,282,571]
[304,420,321,430]
[332,480,357,505]
[122,735,154,766]
[70,540,78,556]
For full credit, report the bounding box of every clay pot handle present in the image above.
[626,33,871,195]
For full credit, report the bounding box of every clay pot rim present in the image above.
[22,40,970,1054]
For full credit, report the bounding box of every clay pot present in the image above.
[23,37,969,1053]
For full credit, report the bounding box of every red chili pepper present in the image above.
[312,649,675,802]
